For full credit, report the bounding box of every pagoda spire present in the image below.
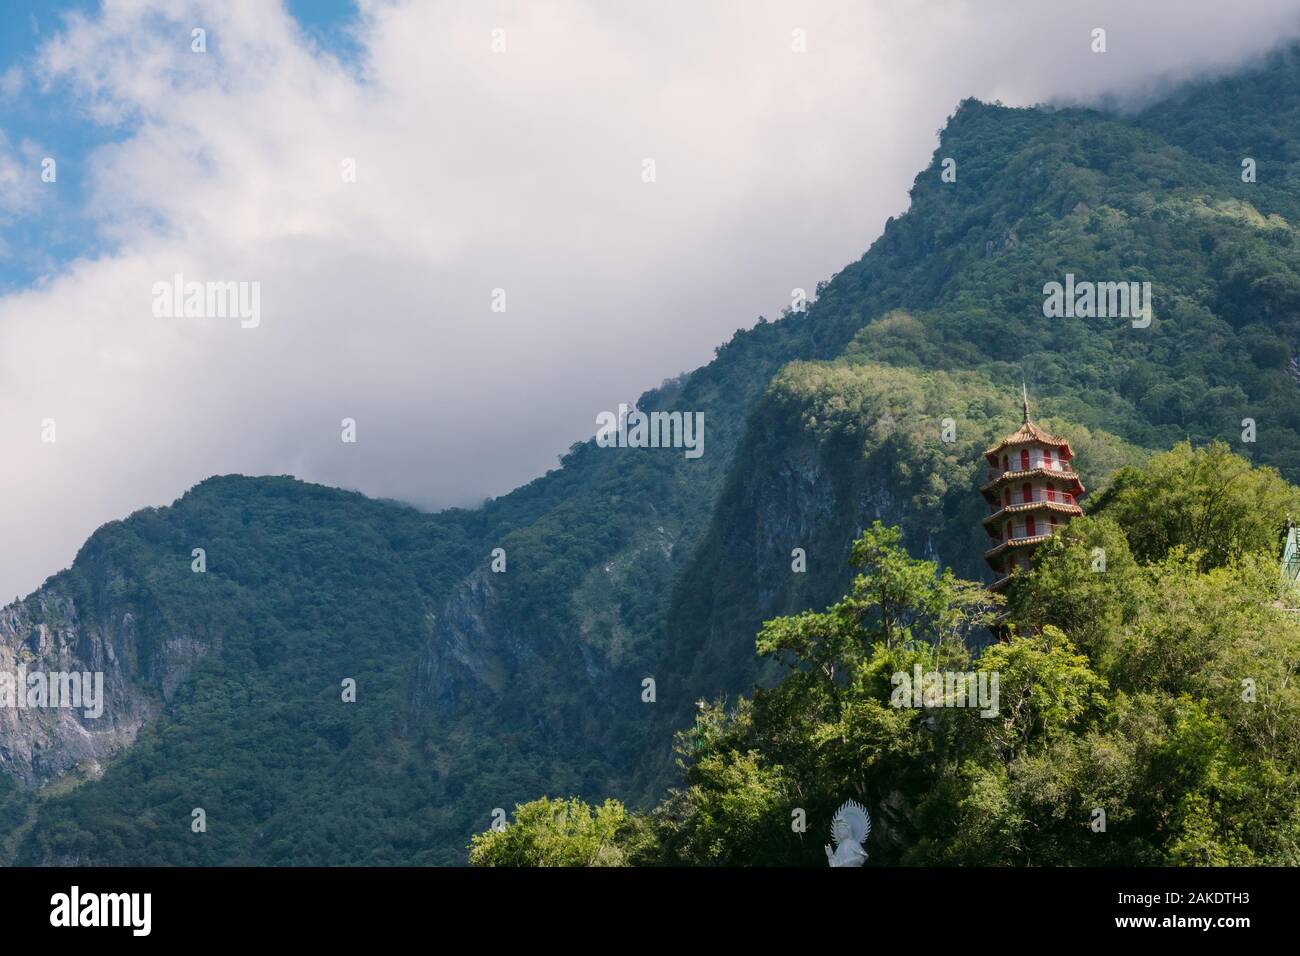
[1021,381,1030,424]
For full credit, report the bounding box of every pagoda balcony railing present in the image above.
[988,490,1077,513]
[987,460,1071,481]
[1004,528,1058,543]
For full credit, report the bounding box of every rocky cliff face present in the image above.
[0,584,205,786]
[414,495,703,784]
[416,570,514,716]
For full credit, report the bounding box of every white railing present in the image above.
[988,490,1076,512]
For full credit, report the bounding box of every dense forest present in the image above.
[471,444,1300,866]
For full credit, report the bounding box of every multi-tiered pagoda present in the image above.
[981,388,1084,591]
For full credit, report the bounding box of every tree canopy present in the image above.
[476,447,1300,866]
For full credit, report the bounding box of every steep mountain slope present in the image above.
[7,47,1300,863]
[2,478,489,862]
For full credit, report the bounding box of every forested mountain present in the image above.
[476,444,1300,866]
[6,46,1300,865]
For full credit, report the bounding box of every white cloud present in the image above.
[0,130,40,219]
[2,0,1299,600]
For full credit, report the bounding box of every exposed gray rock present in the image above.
[0,585,207,786]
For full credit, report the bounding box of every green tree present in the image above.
[1090,441,1300,570]
[484,435,1300,868]
[468,797,639,867]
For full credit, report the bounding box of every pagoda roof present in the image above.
[980,467,1084,497]
[983,533,1055,561]
[989,575,1013,593]
[981,499,1083,531]
[983,420,1074,462]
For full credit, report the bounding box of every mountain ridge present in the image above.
[6,48,1300,862]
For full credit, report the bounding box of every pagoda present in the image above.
[980,387,1084,592]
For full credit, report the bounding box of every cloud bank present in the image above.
[2,0,1299,600]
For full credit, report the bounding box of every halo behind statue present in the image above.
[830,799,871,846]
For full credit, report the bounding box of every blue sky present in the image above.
[0,0,361,292]
[0,0,106,290]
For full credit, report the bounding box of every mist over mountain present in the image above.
[6,42,1300,865]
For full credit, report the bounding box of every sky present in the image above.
[2,0,1300,602]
